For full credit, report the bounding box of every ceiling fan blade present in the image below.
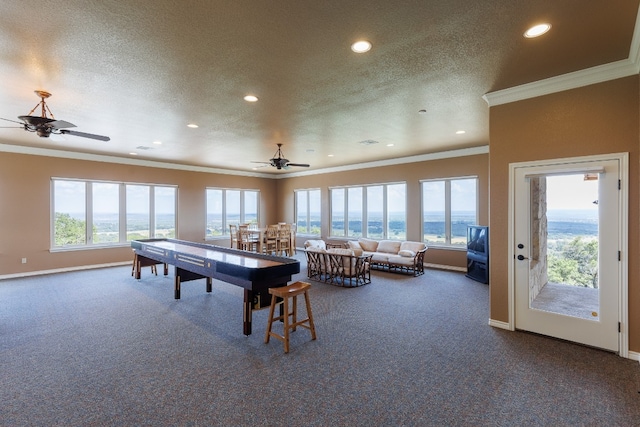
[286,163,310,167]
[49,120,76,129]
[251,161,271,164]
[59,129,110,141]
[1,117,25,125]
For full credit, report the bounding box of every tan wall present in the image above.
[276,153,489,268]
[488,75,640,351]
[0,153,277,275]
[0,150,486,276]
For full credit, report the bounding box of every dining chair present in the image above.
[229,224,239,249]
[290,223,297,254]
[263,225,279,255]
[277,224,292,256]
[238,225,259,252]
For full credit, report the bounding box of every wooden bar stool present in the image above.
[265,281,317,353]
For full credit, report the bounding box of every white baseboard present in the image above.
[0,261,131,281]
[488,318,512,330]
[628,351,640,362]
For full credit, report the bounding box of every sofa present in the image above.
[346,238,427,276]
[303,240,372,287]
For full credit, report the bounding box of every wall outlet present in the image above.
[21,258,27,264]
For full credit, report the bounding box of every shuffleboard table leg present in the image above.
[135,258,142,280]
[206,277,212,293]
[175,276,181,299]
[243,289,253,336]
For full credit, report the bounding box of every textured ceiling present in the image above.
[0,1,638,174]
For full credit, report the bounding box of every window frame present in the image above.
[294,188,321,236]
[205,187,260,239]
[329,182,407,240]
[421,176,478,248]
[51,178,178,251]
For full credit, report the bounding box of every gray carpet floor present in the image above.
[1,254,639,426]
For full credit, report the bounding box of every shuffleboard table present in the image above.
[131,238,300,335]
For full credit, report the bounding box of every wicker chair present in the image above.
[325,248,372,287]
[305,249,329,281]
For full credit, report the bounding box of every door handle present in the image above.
[517,254,529,261]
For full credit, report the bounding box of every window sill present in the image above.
[425,244,467,251]
[50,243,131,253]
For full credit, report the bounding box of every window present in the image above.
[422,177,477,247]
[330,183,406,240]
[348,187,363,237]
[53,180,86,246]
[387,183,407,239]
[206,188,259,239]
[331,188,345,236]
[295,189,321,235]
[366,185,383,239]
[92,182,119,244]
[154,186,177,239]
[126,185,150,241]
[52,179,177,249]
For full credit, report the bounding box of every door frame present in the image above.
[507,152,628,358]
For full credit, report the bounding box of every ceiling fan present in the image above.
[0,90,110,141]
[252,143,310,170]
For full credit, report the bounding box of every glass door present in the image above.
[513,158,620,352]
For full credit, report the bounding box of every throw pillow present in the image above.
[358,238,379,252]
[398,249,415,257]
[347,240,362,250]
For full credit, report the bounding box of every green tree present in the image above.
[548,236,598,288]
[54,213,86,246]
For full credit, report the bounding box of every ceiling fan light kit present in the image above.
[251,143,310,170]
[0,90,110,142]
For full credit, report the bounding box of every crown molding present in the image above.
[0,143,273,178]
[483,5,640,107]
[628,2,640,69]
[280,145,490,178]
[483,59,637,107]
[0,142,489,179]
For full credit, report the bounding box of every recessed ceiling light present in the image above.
[244,95,258,102]
[153,140,162,145]
[187,123,199,128]
[456,130,466,135]
[386,143,394,147]
[524,23,551,38]
[129,152,138,156]
[328,154,334,157]
[418,109,427,114]
[351,40,372,53]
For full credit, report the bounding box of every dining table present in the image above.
[239,226,294,256]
